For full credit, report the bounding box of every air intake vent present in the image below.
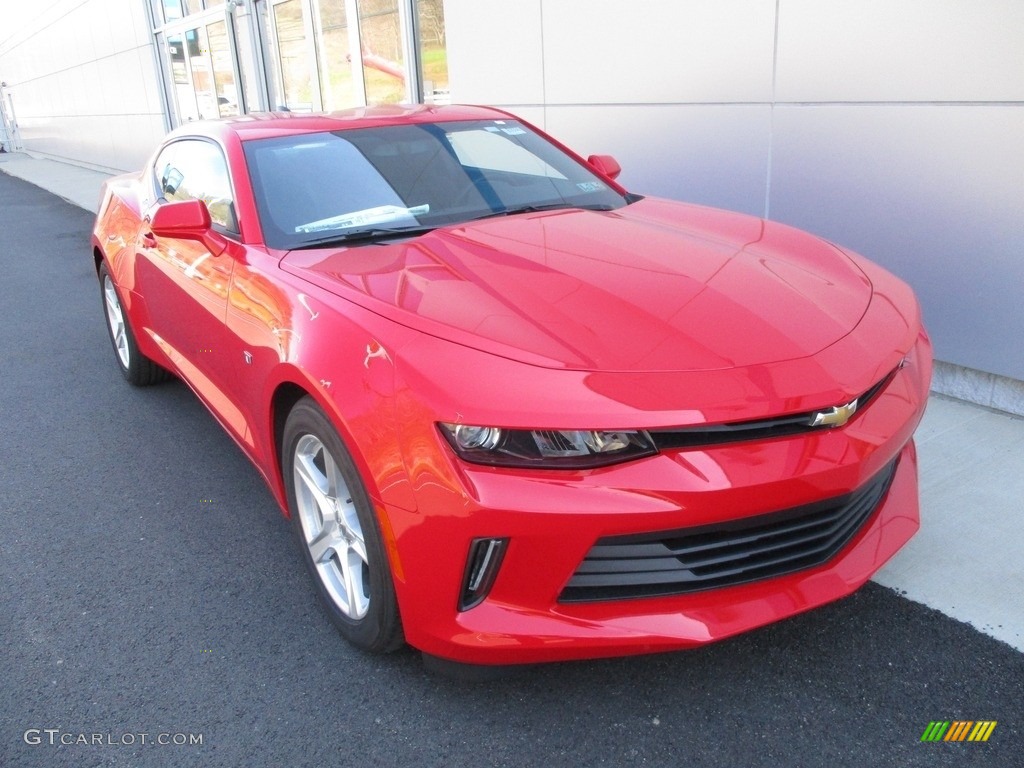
[560,459,898,603]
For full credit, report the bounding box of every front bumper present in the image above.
[383,335,930,665]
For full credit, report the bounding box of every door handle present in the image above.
[141,231,157,249]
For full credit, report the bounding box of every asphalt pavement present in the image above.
[1,170,1021,768]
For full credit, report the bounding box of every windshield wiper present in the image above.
[466,202,615,222]
[293,224,437,249]
[292,203,616,248]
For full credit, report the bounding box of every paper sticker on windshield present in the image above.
[576,181,606,193]
[294,204,429,234]
[500,127,526,136]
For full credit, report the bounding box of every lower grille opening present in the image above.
[559,459,898,603]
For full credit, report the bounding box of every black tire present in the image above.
[282,397,404,653]
[98,261,169,386]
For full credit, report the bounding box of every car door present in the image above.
[136,138,248,439]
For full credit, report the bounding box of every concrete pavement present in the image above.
[0,151,115,212]
[875,395,1024,651]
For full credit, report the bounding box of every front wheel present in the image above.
[282,397,404,653]
[98,261,169,386]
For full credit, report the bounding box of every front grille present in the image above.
[649,368,897,450]
[559,459,898,603]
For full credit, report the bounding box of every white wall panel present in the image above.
[769,105,1024,379]
[87,2,113,61]
[128,0,153,41]
[92,58,116,115]
[109,48,149,113]
[542,0,776,104]
[444,0,545,105]
[104,114,156,170]
[71,68,84,117]
[0,0,166,171]
[545,104,770,216]
[776,0,1024,102]
[136,45,166,116]
[108,0,140,57]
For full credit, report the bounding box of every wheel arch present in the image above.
[270,380,310,516]
[267,374,387,519]
[268,372,411,612]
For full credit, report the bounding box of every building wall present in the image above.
[446,0,1024,385]
[0,0,167,173]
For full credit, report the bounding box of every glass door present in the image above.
[415,0,448,104]
[268,0,321,111]
[313,0,363,111]
[355,0,406,105]
[155,0,448,119]
[263,0,428,112]
[161,9,243,125]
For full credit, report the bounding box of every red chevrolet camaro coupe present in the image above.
[92,105,931,667]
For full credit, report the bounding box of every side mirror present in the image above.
[587,154,622,181]
[148,199,228,256]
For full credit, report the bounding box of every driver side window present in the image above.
[153,140,238,235]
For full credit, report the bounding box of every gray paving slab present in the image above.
[875,396,1024,651]
[0,152,112,212]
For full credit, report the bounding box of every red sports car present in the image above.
[92,105,931,666]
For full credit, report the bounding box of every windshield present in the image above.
[243,119,631,249]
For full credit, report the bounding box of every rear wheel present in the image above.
[98,261,169,386]
[283,397,404,653]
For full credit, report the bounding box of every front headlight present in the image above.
[438,423,657,469]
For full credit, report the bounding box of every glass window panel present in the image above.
[244,132,407,245]
[162,0,185,22]
[167,33,200,122]
[316,0,357,111]
[274,0,315,110]
[187,27,220,119]
[416,0,447,104]
[244,121,628,249]
[168,33,188,84]
[207,20,239,116]
[356,0,405,105]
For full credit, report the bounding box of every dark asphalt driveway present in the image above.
[1,171,1020,768]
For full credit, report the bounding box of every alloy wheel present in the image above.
[292,434,370,620]
[102,275,130,369]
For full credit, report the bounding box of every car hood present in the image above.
[280,198,872,372]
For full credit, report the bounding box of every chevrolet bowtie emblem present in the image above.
[810,398,859,428]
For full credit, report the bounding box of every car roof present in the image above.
[167,104,516,144]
